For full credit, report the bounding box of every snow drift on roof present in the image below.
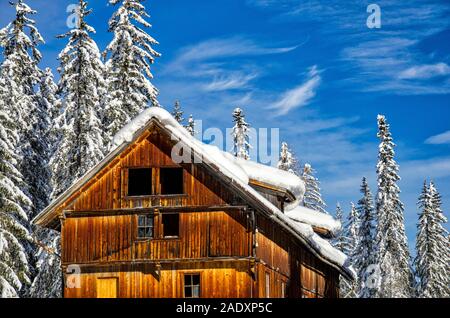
[51,106,353,278]
[111,107,305,201]
[287,220,354,277]
[230,155,305,206]
[285,205,341,236]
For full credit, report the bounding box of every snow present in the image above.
[112,107,305,204]
[286,205,341,235]
[46,106,353,278]
[288,220,354,274]
[230,155,305,209]
[111,106,249,185]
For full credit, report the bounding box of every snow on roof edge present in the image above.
[35,107,353,279]
[285,205,341,236]
[229,155,305,205]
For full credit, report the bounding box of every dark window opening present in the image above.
[184,274,200,298]
[160,168,183,195]
[128,168,152,196]
[137,215,153,239]
[162,213,180,238]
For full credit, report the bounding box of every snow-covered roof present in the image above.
[229,156,305,208]
[34,106,354,280]
[285,205,341,236]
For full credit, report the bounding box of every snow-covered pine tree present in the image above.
[332,203,344,249]
[374,115,413,298]
[185,114,195,137]
[0,0,43,129]
[277,142,295,172]
[28,68,63,298]
[354,177,377,298]
[0,0,45,297]
[0,82,33,297]
[172,100,184,124]
[232,108,251,160]
[103,0,161,139]
[28,229,61,298]
[37,68,62,148]
[414,181,450,298]
[302,163,327,214]
[431,182,450,298]
[332,203,355,298]
[22,68,55,220]
[51,0,107,198]
[0,0,46,219]
[341,203,360,298]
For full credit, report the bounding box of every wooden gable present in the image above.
[44,122,241,229]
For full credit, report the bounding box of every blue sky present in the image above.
[1,0,449,251]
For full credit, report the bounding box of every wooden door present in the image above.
[96,278,118,298]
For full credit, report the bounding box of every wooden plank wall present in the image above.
[64,261,253,298]
[58,127,238,214]
[255,215,339,298]
[62,211,251,264]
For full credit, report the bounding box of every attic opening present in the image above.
[160,167,184,195]
[128,168,152,196]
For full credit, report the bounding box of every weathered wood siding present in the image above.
[64,261,254,298]
[62,210,251,265]
[57,126,238,215]
[255,215,339,298]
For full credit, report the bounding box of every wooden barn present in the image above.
[33,107,353,298]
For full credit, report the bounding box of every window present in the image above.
[160,168,183,195]
[137,215,154,239]
[162,213,179,238]
[184,274,200,298]
[128,168,152,196]
[265,272,270,298]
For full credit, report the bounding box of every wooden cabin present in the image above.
[33,107,352,298]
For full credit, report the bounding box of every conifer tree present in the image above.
[277,142,295,172]
[354,177,377,298]
[22,68,55,219]
[0,0,47,218]
[414,181,449,298]
[302,163,327,214]
[332,203,344,249]
[51,0,106,198]
[28,230,61,298]
[103,0,161,139]
[374,115,413,298]
[0,82,32,297]
[185,114,195,137]
[231,108,251,160]
[0,0,43,297]
[332,203,355,298]
[341,203,360,298]
[172,100,184,124]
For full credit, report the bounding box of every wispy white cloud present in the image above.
[399,63,450,80]
[401,157,450,180]
[269,65,321,116]
[202,72,258,92]
[157,35,305,120]
[165,36,298,74]
[247,0,450,95]
[425,130,450,145]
